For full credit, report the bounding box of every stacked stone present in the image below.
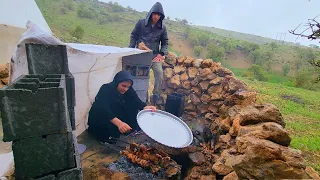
[160,52,318,180]
[0,44,82,179]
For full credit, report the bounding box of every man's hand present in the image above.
[153,54,164,62]
[144,105,157,112]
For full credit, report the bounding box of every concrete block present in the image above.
[0,74,71,142]
[25,44,70,75]
[13,132,77,179]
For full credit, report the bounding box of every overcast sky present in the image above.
[100,0,320,46]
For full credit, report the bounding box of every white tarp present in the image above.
[0,0,51,64]
[10,21,146,136]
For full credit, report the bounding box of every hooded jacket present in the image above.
[129,2,169,58]
[88,71,146,141]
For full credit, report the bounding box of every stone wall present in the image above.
[155,52,320,180]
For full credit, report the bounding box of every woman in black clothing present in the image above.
[87,70,156,142]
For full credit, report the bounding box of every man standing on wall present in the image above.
[129,2,169,104]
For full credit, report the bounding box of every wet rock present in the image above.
[239,104,286,127]
[163,68,174,80]
[199,68,212,78]
[189,152,206,165]
[164,51,177,65]
[238,122,291,146]
[174,66,186,74]
[192,59,203,68]
[168,75,181,89]
[201,59,213,68]
[199,81,210,91]
[188,67,198,79]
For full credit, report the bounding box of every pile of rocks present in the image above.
[155,52,320,180]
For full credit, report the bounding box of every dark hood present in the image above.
[112,70,134,87]
[145,2,165,28]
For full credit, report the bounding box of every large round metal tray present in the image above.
[137,109,193,148]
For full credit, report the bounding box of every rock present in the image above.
[184,56,193,67]
[205,113,215,121]
[238,122,291,146]
[189,152,206,165]
[199,81,210,91]
[182,81,192,90]
[233,136,310,179]
[185,103,196,112]
[165,88,175,94]
[201,59,213,68]
[227,77,248,93]
[177,89,192,95]
[193,59,203,68]
[208,84,223,95]
[211,93,222,100]
[164,68,174,80]
[231,115,241,135]
[162,62,171,68]
[165,51,177,65]
[305,166,320,180]
[217,134,232,149]
[218,104,230,116]
[217,67,234,77]
[216,117,231,132]
[197,104,209,115]
[189,94,201,105]
[188,67,198,79]
[111,172,131,180]
[236,136,307,169]
[222,171,239,180]
[177,56,185,65]
[211,100,224,108]
[201,94,211,103]
[200,175,216,180]
[239,104,285,127]
[199,68,212,78]
[210,77,224,85]
[185,111,197,117]
[192,87,202,97]
[187,166,215,180]
[208,105,218,113]
[168,75,181,89]
[174,66,186,74]
[211,62,221,73]
[180,72,189,81]
[206,73,217,80]
[212,158,233,175]
[191,78,200,87]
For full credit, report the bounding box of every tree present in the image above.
[249,48,273,66]
[246,64,269,81]
[194,46,203,57]
[181,19,188,25]
[71,25,84,40]
[282,64,290,76]
[198,33,210,47]
[269,42,279,50]
[220,40,236,54]
[206,43,225,62]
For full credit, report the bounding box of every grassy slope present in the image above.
[36,0,320,171]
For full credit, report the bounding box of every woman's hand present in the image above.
[111,118,132,133]
[117,121,132,133]
[144,105,157,112]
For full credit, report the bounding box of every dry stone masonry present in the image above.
[0,44,82,180]
[157,51,320,180]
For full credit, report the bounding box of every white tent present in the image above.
[0,0,51,64]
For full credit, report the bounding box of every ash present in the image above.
[107,156,166,180]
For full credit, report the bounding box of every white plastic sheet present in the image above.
[10,21,146,136]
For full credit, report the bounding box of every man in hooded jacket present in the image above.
[129,2,169,103]
[87,70,156,142]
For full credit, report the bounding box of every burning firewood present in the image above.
[120,142,181,178]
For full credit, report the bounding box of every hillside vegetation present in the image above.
[35,0,320,171]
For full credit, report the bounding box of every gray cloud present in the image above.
[100,0,320,46]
